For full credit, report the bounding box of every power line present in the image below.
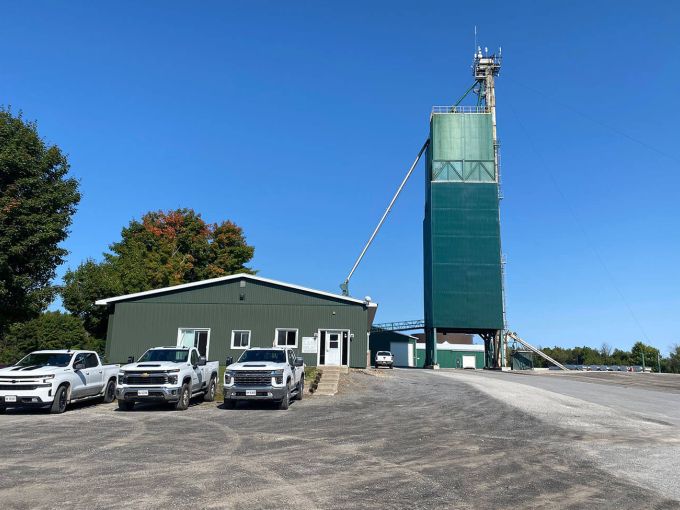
[506,101,652,345]
[517,82,678,164]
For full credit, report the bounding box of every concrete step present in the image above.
[320,374,340,381]
[320,366,349,374]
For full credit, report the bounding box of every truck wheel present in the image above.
[390,365,394,369]
[118,400,134,411]
[103,379,116,403]
[295,378,304,400]
[279,385,290,410]
[223,399,235,409]
[374,364,379,369]
[203,376,216,402]
[0,406,6,414]
[50,385,68,414]
[175,383,190,411]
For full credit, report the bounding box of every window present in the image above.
[275,329,298,348]
[177,328,210,357]
[231,330,251,349]
[84,353,99,368]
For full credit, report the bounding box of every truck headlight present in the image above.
[168,375,178,385]
[118,373,125,385]
[271,370,284,384]
[224,371,235,385]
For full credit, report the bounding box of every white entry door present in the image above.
[325,331,342,366]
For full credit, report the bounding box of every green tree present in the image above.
[631,341,660,370]
[0,109,80,354]
[61,260,123,340]
[62,209,255,338]
[664,345,680,374]
[0,311,97,364]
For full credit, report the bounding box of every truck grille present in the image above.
[126,374,168,385]
[233,371,273,386]
[0,384,39,391]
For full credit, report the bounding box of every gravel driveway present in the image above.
[0,369,678,509]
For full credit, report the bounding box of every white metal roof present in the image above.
[94,273,378,307]
[415,342,485,352]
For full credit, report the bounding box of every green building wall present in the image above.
[415,348,484,369]
[104,278,373,368]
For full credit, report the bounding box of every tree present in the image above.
[62,209,255,338]
[0,311,98,364]
[61,260,123,340]
[0,109,80,354]
[600,343,612,364]
[665,345,680,374]
[631,341,660,369]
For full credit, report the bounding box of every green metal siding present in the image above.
[368,331,415,365]
[104,278,371,368]
[415,348,484,369]
[424,113,504,331]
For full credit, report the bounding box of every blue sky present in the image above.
[1,1,678,353]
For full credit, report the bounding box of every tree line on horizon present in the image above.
[531,342,680,373]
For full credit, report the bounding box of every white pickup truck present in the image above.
[375,351,394,369]
[116,346,219,411]
[223,347,304,410]
[0,350,119,414]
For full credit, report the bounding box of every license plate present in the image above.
[137,389,149,396]
[245,390,256,396]
[5,395,16,403]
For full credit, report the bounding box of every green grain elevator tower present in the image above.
[424,49,505,368]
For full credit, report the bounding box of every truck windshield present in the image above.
[15,353,73,367]
[377,351,391,356]
[238,350,286,363]
[138,349,189,363]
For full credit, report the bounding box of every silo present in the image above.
[423,50,505,368]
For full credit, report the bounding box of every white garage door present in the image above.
[390,341,413,367]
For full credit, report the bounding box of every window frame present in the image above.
[274,328,299,348]
[176,327,211,358]
[230,330,251,349]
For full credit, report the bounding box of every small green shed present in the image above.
[416,342,484,369]
[96,274,378,368]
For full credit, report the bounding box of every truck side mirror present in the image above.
[198,356,207,367]
[74,362,85,371]
[294,357,304,367]
[127,356,135,364]
[225,356,233,366]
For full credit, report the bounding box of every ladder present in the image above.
[505,331,568,371]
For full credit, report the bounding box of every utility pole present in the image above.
[642,350,646,372]
[657,352,661,373]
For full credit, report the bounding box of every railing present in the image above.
[371,319,425,332]
[431,105,490,114]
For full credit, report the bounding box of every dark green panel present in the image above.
[424,113,504,332]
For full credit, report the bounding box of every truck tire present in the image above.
[295,378,304,400]
[175,383,190,411]
[0,406,6,414]
[279,385,290,410]
[50,385,68,414]
[103,379,116,403]
[118,399,134,411]
[223,398,235,409]
[203,376,216,402]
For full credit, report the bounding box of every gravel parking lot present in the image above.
[1,369,679,509]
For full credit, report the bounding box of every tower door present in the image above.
[324,331,342,366]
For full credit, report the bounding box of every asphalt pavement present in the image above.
[0,369,678,509]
